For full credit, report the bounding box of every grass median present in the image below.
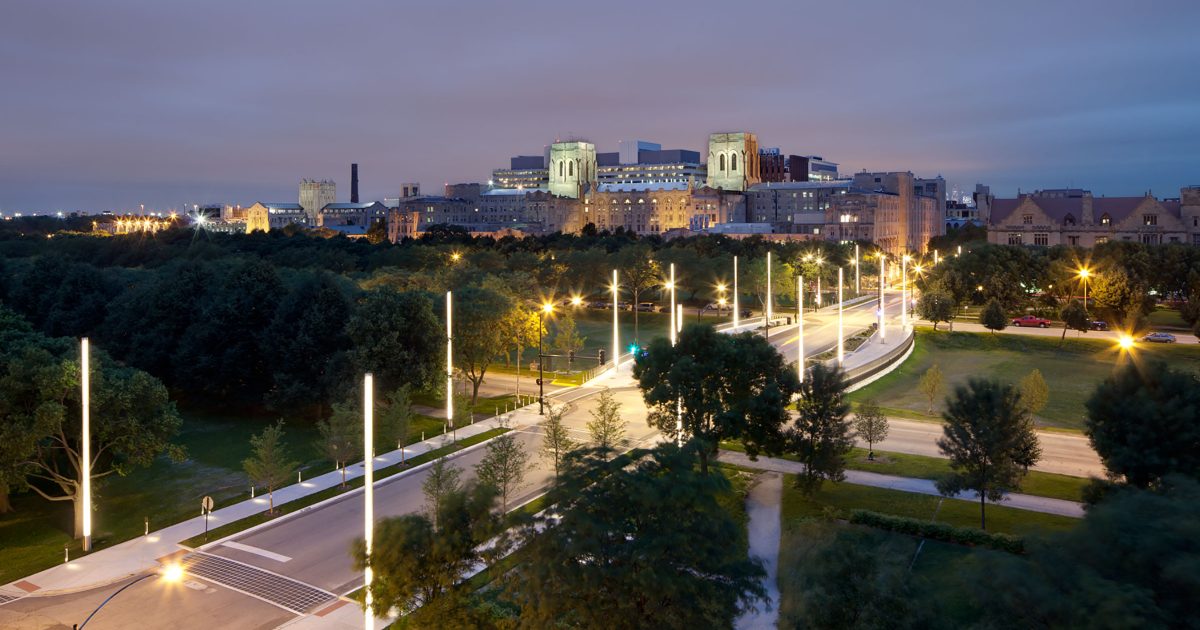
[720,442,1088,502]
[179,427,509,548]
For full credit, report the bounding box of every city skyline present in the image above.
[2,0,1199,213]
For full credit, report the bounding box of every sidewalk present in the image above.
[0,394,548,599]
[734,472,783,630]
[719,450,1084,518]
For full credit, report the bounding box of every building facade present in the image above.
[317,202,388,227]
[987,187,1200,247]
[548,141,597,199]
[706,132,760,191]
[299,179,336,224]
[245,202,306,231]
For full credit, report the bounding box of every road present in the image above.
[928,319,1199,344]
[866,417,1103,477]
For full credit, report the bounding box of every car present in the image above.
[1089,320,1108,331]
[740,308,752,318]
[636,302,656,312]
[1142,332,1177,343]
[1011,315,1052,328]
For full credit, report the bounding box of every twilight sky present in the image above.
[2,0,1199,213]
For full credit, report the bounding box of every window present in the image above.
[1068,235,1079,246]
[568,161,573,177]
[1022,214,1033,224]
[1064,213,1076,226]
[1034,233,1049,246]
[1141,233,1161,245]
[719,154,726,172]
[731,153,738,171]
[1144,214,1157,226]
[1008,233,1023,245]
[1096,236,1108,244]
[1100,214,1111,225]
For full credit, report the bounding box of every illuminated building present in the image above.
[987,186,1200,247]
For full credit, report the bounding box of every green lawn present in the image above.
[849,329,1200,430]
[776,475,996,628]
[1147,307,1188,329]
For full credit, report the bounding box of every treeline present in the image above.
[919,241,1200,330]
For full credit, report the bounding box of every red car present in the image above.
[1011,315,1051,328]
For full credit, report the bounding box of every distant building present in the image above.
[788,155,840,182]
[548,141,598,199]
[986,186,1200,247]
[300,179,336,224]
[400,183,421,199]
[245,202,306,232]
[759,148,787,183]
[706,132,760,191]
[318,202,388,228]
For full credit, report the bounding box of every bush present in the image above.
[848,509,1025,554]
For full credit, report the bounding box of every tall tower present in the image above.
[299,179,336,224]
[548,141,597,199]
[706,132,760,191]
[351,163,360,203]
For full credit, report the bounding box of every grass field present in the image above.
[849,328,1200,430]
[1147,307,1188,329]
[774,472,1060,627]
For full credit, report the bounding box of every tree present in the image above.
[964,478,1200,629]
[243,421,298,514]
[619,248,662,343]
[1059,298,1091,343]
[354,482,502,625]
[634,323,800,474]
[917,364,943,415]
[379,385,414,461]
[1091,267,1150,327]
[586,387,626,454]
[421,457,463,531]
[1019,369,1049,418]
[540,401,577,477]
[1084,360,1200,489]
[788,363,854,494]
[364,219,388,245]
[552,313,586,365]
[917,286,954,330]
[853,399,889,460]
[346,289,442,395]
[264,273,353,415]
[0,332,182,535]
[504,446,766,629]
[475,430,530,512]
[316,401,361,487]
[452,286,511,404]
[501,307,543,396]
[979,298,1007,334]
[781,523,927,630]
[936,379,1042,529]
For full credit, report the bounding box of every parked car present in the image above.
[636,302,656,312]
[740,308,752,318]
[1011,315,1052,328]
[1142,332,1177,343]
[1089,320,1108,331]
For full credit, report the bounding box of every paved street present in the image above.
[923,319,1200,344]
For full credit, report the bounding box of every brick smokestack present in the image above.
[351,163,359,203]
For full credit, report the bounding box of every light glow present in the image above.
[1118,335,1134,350]
[161,563,184,583]
[364,373,375,630]
[81,338,91,552]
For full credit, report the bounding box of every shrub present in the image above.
[848,509,1025,554]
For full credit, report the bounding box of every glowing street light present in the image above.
[611,269,619,369]
[879,255,887,343]
[1078,267,1092,310]
[1117,334,1135,351]
[162,563,184,583]
[733,256,740,328]
[765,252,773,335]
[669,263,676,345]
[570,295,583,307]
[450,251,462,263]
[901,255,911,329]
[81,338,92,553]
[797,276,805,384]
[854,243,860,294]
[363,373,374,630]
[538,302,553,415]
[837,268,844,365]
[446,292,453,425]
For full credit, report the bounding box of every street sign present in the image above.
[201,496,214,513]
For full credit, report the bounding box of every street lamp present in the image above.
[901,255,911,329]
[446,292,453,426]
[733,255,740,329]
[363,373,374,630]
[77,564,184,629]
[1117,334,1134,351]
[853,243,860,294]
[81,338,92,553]
[879,255,887,343]
[797,275,805,383]
[611,269,619,369]
[668,263,677,345]
[1078,267,1092,310]
[837,267,844,365]
[538,302,553,415]
[571,295,583,307]
[450,251,462,263]
[765,251,773,336]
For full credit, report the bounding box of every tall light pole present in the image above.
[1079,267,1091,311]
[854,244,860,295]
[837,268,845,365]
[733,256,740,328]
[81,338,92,553]
[901,255,910,329]
[766,251,773,334]
[445,292,453,425]
[668,263,676,345]
[879,255,887,343]
[611,269,619,368]
[815,258,823,307]
[538,302,552,415]
[363,373,374,630]
[797,276,804,384]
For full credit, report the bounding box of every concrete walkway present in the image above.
[720,450,1084,518]
[735,472,782,630]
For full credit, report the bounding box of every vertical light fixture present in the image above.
[765,251,772,332]
[611,269,619,368]
[797,276,804,384]
[733,255,740,329]
[879,255,887,343]
[363,373,374,630]
[669,263,676,346]
[934,249,939,265]
[901,256,909,329]
[854,244,860,294]
[837,268,844,365]
[81,338,92,553]
[446,291,453,424]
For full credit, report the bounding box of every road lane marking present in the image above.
[182,552,333,615]
[221,541,292,563]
